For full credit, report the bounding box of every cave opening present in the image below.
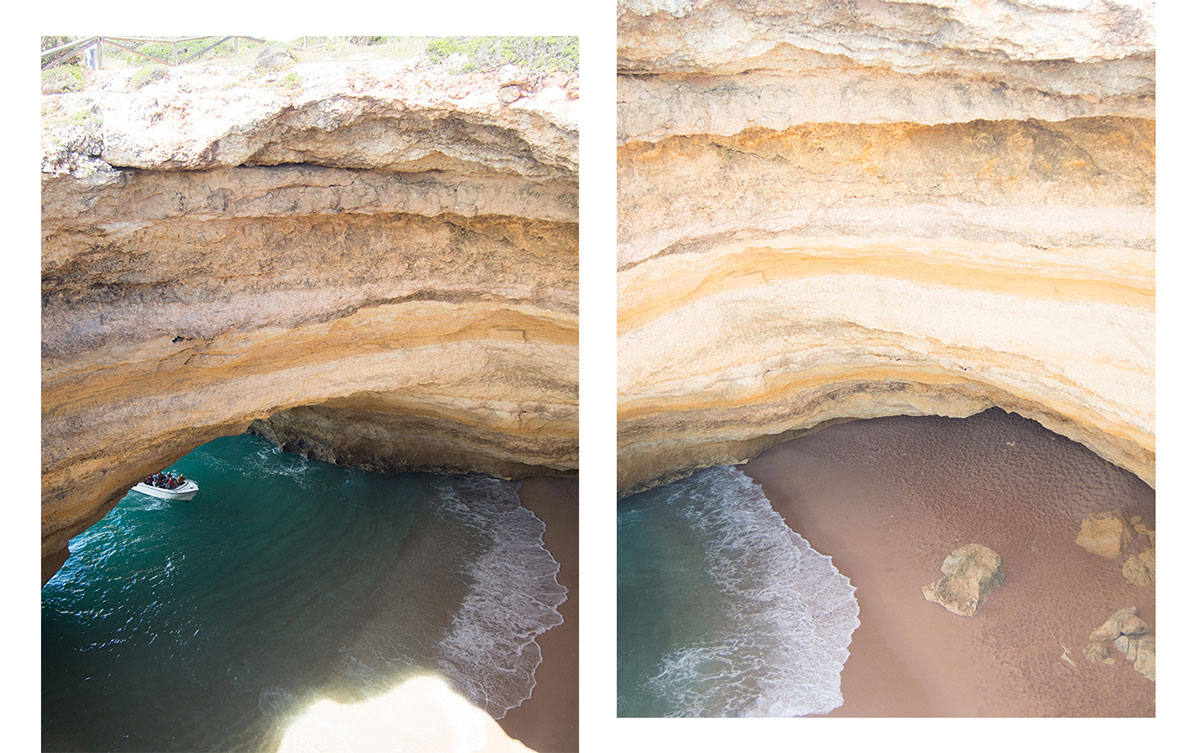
[42,428,576,752]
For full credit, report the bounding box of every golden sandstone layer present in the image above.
[617,0,1154,495]
[42,61,578,581]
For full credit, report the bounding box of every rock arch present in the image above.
[616,0,1154,495]
[42,62,579,582]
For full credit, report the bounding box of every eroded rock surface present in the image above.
[1075,510,1135,560]
[921,543,1006,617]
[1129,636,1155,681]
[42,60,578,582]
[1121,548,1155,587]
[1086,606,1154,681]
[616,0,1155,495]
[1088,606,1149,643]
[1082,641,1112,664]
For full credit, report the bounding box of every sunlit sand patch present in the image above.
[277,676,533,753]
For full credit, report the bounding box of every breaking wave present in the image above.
[431,475,568,718]
[620,466,859,717]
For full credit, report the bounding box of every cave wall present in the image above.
[617,0,1154,495]
[42,61,578,581]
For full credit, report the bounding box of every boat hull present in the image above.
[132,481,198,501]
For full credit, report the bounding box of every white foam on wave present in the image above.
[429,475,568,719]
[247,442,314,483]
[645,466,860,717]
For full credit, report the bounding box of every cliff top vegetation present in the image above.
[424,36,578,73]
[42,36,578,76]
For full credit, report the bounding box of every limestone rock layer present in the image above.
[617,0,1154,495]
[42,62,578,581]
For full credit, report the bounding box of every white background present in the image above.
[7,2,1193,750]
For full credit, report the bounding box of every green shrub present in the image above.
[425,36,578,73]
[41,36,74,52]
[122,37,238,66]
[42,99,100,130]
[41,64,87,94]
[118,37,267,67]
[276,71,302,90]
[125,41,171,64]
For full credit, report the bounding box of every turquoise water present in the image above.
[42,433,566,752]
[617,466,859,717]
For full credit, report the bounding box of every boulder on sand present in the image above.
[1088,606,1149,643]
[1131,636,1155,681]
[1083,641,1111,663]
[1121,548,1155,586]
[922,544,1005,617]
[1075,510,1133,559]
[1087,607,1154,681]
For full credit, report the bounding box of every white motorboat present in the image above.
[132,479,199,501]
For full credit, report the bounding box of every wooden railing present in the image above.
[41,36,267,70]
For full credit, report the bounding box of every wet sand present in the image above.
[740,410,1155,717]
[504,477,579,751]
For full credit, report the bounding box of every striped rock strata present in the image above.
[617,0,1154,495]
[42,61,578,582]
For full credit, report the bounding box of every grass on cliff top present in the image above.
[41,97,100,126]
[41,64,88,94]
[425,36,578,73]
[118,37,268,67]
[46,36,577,76]
[119,36,436,68]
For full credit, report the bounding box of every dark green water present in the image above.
[42,433,566,752]
[617,466,859,717]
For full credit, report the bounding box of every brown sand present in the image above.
[501,477,579,751]
[740,409,1155,717]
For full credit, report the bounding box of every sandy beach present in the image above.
[504,477,579,751]
[740,411,1155,717]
